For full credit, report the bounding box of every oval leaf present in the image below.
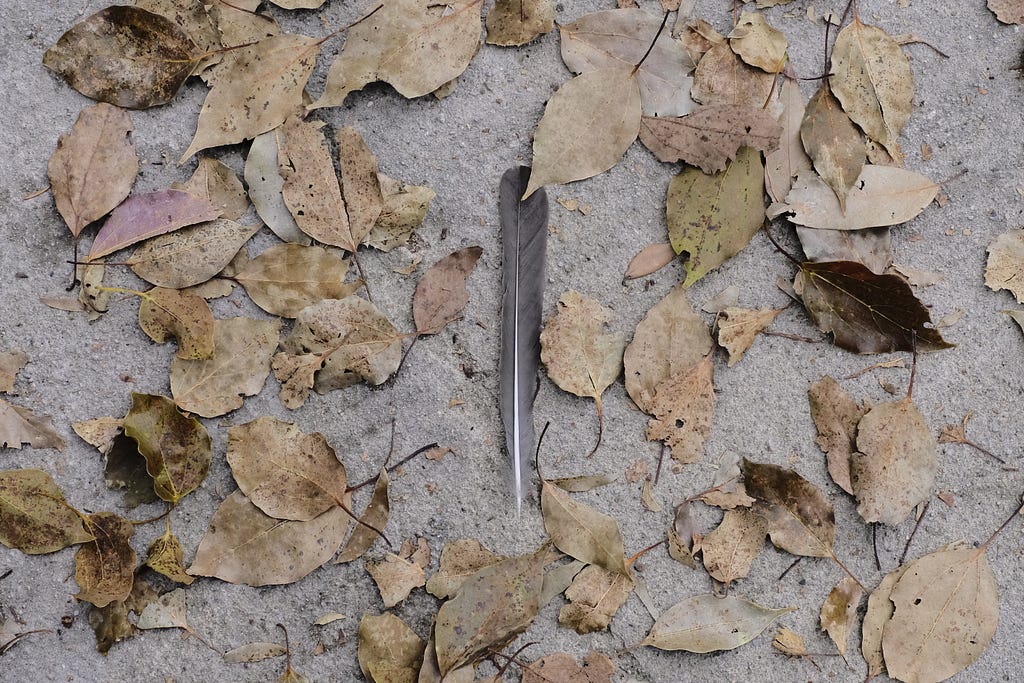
[800,84,865,210]
[244,130,309,244]
[742,458,835,558]
[0,469,93,554]
[138,287,216,360]
[541,480,627,575]
[642,594,793,652]
[88,189,220,260]
[234,244,357,318]
[413,246,483,335]
[129,219,258,289]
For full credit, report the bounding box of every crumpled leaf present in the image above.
[77,262,109,319]
[668,502,697,568]
[639,105,781,173]
[667,146,764,288]
[641,594,793,652]
[357,613,424,683]
[795,225,892,274]
[426,539,502,599]
[523,651,615,683]
[800,84,865,210]
[742,459,835,558]
[188,490,350,586]
[764,79,812,203]
[623,285,711,410]
[170,317,281,418]
[0,469,92,554]
[797,260,953,354]
[820,576,863,657]
[138,287,215,360]
[335,469,390,564]
[227,417,346,522]
[624,242,675,280]
[337,126,384,248]
[691,43,774,109]
[559,8,695,117]
[173,157,249,220]
[413,246,483,334]
[313,0,483,108]
[770,166,937,230]
[728,11,787,72]
[434,548,546,675]
[541,480,627,575]
[75,512,136,608]
[808,375,866,494]
[851,397,937,525]
[990,0,1024,23]
[223,642,287,663]
[87,575,157,654]
[88,189,220,260]
[716,307,780,366]
[122,393,212,504]
[365,174,436,251]
[245,130,309,244]
[645,354,715,464]
[48,103,137,240]
[882,545,999,683]
[43,6,198,109]
[273,298,402,407]
[985,229,1024,303]
[0,399,66,451]
[182,33,319,160]
[700,508,768,585]
[540,291,626,455]
[366,553,426,608]
[129,219,258,289]
[234,244,358,318]
[485,0,554,46]
[145,525,193,584]
[559,564,634,633]
[830,17,913,160]
[137,588,190,631]
[524,67,642,198]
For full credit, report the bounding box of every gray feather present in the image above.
[498,166,548,515]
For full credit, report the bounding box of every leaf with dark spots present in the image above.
[741,459,835,558]
[74,512,136,608]
[0,469,93,554]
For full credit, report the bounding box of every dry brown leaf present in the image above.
[541,480,627,575]
[48,103,137,240]
[129,219,258,289]
[852,397,937,525]
[173,157,248,220]
[77,262,108,320]
[426,539,503,599]
[145,525,193,584]
[645,354,715,464]
[989,0,1024,23]
[525,67,641,198]
[335,469,390,564]
[0,400,66,451]
[234,244,358,318]
[337,126,383,248]
[700,508,768,585]
[800,84,865,211]
[772,627,808,657]
[807,375,866,494]
[742,459,835,558]
[985,229,1024,303]
[133,0,220,71]
[244,129,307,244]
[170,317,280,418]
[75,513,136,608]
[365,174,436,251]
[0,351,28,394]
[690,42,774,109]
[678,19,725,65]
[624,242,675,280]
[728,11,787,72]
[795,225,892,274]
[764,79,812,204]
[366,553,426,608]
[861,562,908,678]
[820,576,863,657]
[668,502,697,569]
[485,0,554,46]
[136,588,190,631]
[357,613,424,683]
[413,246,483,335]
[523,651,615,683]
[138,287,215,360]
[559,564,634,633]
[716,307,780,367]
[0,469,92,554]
[223,642,287,663]
[88,189,221,260]
[641,594,793,652]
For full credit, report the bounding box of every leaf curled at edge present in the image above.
[137,287,216,360]
[641,594,793,652]
[0,469,93,554]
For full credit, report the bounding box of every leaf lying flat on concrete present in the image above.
[642,594,792,652]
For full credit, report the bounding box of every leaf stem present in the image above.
[346,442,439,493]
[626,539,666,567]
[631,11,670,76]
[762,223,802,266]
[981,493,1024,549]
[587,399,604,458]
[828,551,866,592]
[535,421,551,482]
[899,501,929,565]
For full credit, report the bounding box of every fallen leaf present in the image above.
[1004,309,1024,334]
[700,453,755,508]
[335,469,390,564]
[891,263,944,287]
[542,480,627,575]
[400,536,431,568]
[48,103,137,241]
[137,287,216,360]
[366,553,426,608]
[357,612,424,682]
[182,33,319,160]
[223,642,287,663]
[88,189,220,260]
[764,79,812,203]
[129,219,259,289]
[800,84,865,210]
[985,229,1024,303]
[170,317,281,418]
[797,260,953,354]
[540,291,626,455]
[623,285,711,411]
[559,8,695,117]
[145,525,194,584]
[639,105,781,173]
[234,244,357,318]
[679,18,725,65]
[989,0,1024,23]
[134,0,220,71]
[208,0,279,54]
[72,415,119,453]
[772,627,808,657]
[523,651,615,683]
[716,307,780,366]
[701,285,740,313]
[829,17,913,160]
[337,127,384,249]
[559,564,634,633]
[624,242,675,280]
[0,399,66,451]
[795,225,892,274]
[313,612,346,626]
[313,0,483,107]
[861,564,908,678]
[728,11,787,72]
[173,157,249,220]
[0,469,93,554]
[227,417,347,521]
[771,166,937,230]
[365,174,436,251]
[485,0,554,46]
[807,375,866,494]
[434,548,546,674]
[882,545,998,683]
[0,351,26,393]
[645,354,715,464]
[75,512,136,608]
[819,576,863,657]
[700,508,768,585]
[690,42,774,109]
[245,129,309,244]
[87,576,157,654]
[43,6,198,109]
[540,559,585,606]
[851,397,937,525]
[525,67,641,198]
[640,479,662,511]
[188,490,350,586]
[668,502,697,569]
[413,246,483,334]
[742,459,835,558]
[641,594,792,652]
[667,146,765,287]
[426,539,503,599]
[136,588,188,630]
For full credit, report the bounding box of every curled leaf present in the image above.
[244,129,309,245]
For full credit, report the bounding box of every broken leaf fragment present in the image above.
[335,469,390,564]
[985,229,1024,303]
[644,354,715,464]
[485,0,554,46]
[641,594,792,652]
[365,174,436,251]
[728,11,787,72]
[559,564,634,633]
[523,651,615,683]
[75,512,136,608]
[425,538,502,599]
[716,307,780,366]
[0,399,66,451]
[413,246,483,335]
[0,469,93,554]
[820,576,863,657]
[541,480,627,575]
[366,553,426,608]
[357,612,424,682]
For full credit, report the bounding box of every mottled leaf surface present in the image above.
[639,105,781,173]
[413,246,483,334]
[0,469,92,554]
[642,594,792,652]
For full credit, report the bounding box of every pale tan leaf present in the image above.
[129,219,258,289]
[234,244,357,318]
[223,642,287,663]
[728,11,787,72]
[716,307,780,367]
[540,559,585,606]
[764,79,812,204]
[772,627,808,657]
[137,588,189,630]
[668,502,697,569]
[558,564,634,633]
[862,564,908,678]
[701,455,756,509]
[485,0,554,46]
[701,285,740,314]
[808,375,866,494]
[366,553,426,608]
[365,174,435,251]
[173,157,248,220]
[639,105,781,173]
[337,126,383,248]
[985,229,1024,303]
[335,469,390,564]
[541,480,627,575]
[641,594,793,652]
[0,400,66,451]
[313,612,346,626]
[357,613,424,682]
[137,287,215,360]
[820,576,863,657]
[989,0,1024,23]
[425,539,502,599]
[678,18,725,65]
[795,225,892,274]
[690,43,774,109]
[624,242,675,280]
[700,508,767,585]
[800,84,865,210]
[645,354,715,464]
[245,129,308,244]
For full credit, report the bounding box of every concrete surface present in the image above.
[1,0,1023,681]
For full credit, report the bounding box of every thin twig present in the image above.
[346,442,439,493]
[899,501,929,565]
[631,11,670,76]
[778,557,802,582]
